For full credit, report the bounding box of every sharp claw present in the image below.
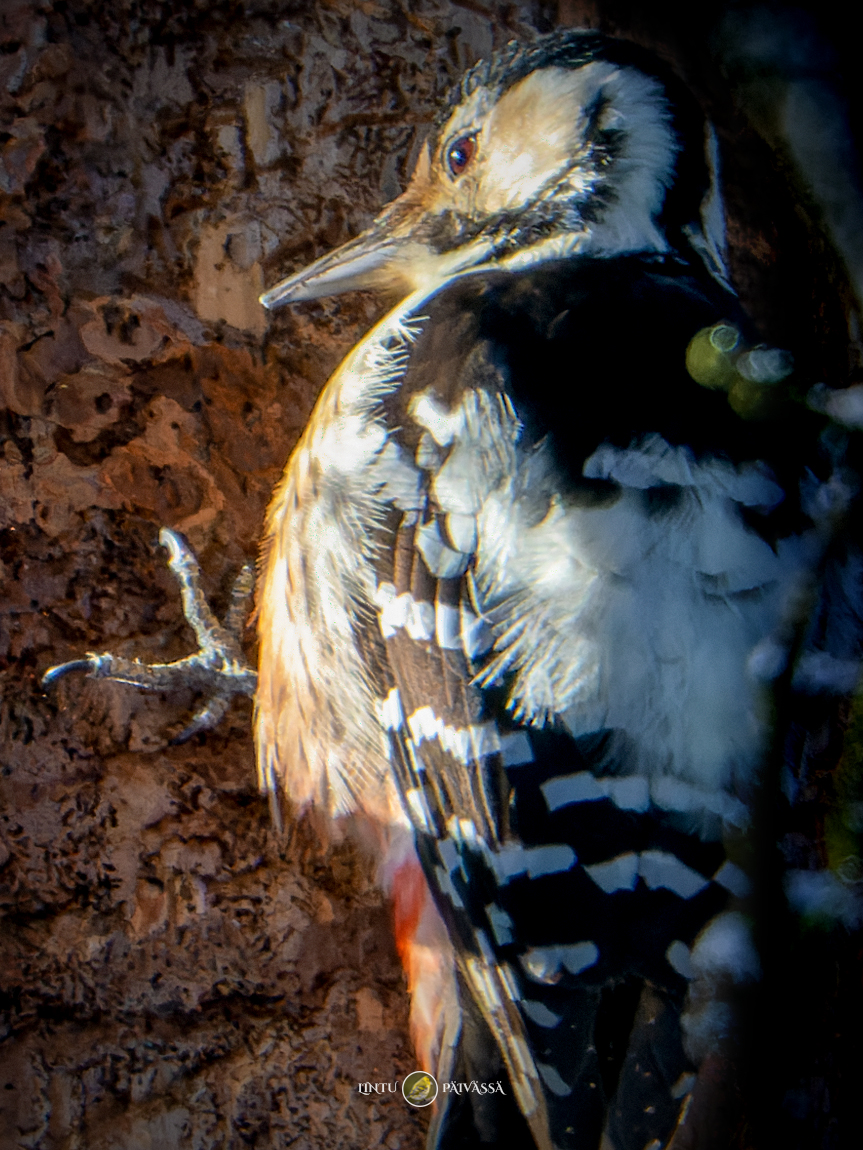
[41,657,98,687]
[158,526,184,563]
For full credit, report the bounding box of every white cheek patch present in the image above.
[478,66,605,215]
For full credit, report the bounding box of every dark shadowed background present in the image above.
[1,2,861,1148]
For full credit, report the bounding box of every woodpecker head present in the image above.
[261,32,724,309]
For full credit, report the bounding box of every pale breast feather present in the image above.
[255,296,432,823]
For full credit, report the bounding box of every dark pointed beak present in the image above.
[259,223,400,309]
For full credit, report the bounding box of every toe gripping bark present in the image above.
[42,528,257,742]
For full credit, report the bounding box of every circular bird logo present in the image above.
[402,1071,438,1107]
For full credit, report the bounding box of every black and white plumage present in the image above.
[252,30,839,1150]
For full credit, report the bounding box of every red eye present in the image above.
[447,135,476,177]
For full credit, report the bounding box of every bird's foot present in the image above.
[43,528,257,742]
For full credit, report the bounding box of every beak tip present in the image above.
[259,227,396,308]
